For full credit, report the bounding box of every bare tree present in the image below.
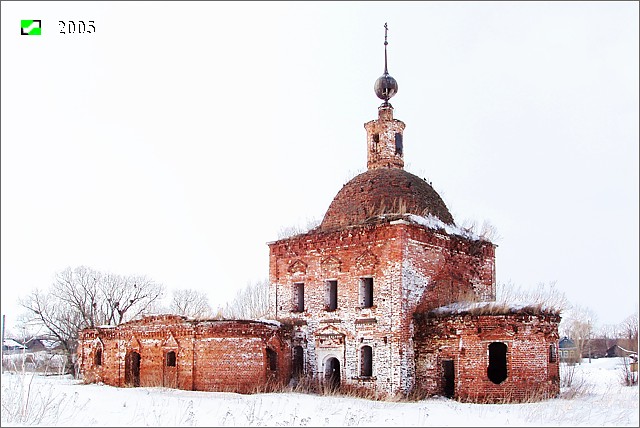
[619,311,639,353]
[19,266,164,375]
[560,304,598,363]
[169,289,213,319]
[219,279,270,319]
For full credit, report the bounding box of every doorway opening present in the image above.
[442,359,455,398]
[325,357,340,391]
[125,351,141,387]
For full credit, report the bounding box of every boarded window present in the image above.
[549,344,557,363]
[166,351,176,367]
[293,283,304,313]
[293,346,304,378]
[326,280,338,311]
[360,346,373,377]
[94,348,102,366]
[267,348,277,371]
[359,278,374,308]
[487,342,508,384]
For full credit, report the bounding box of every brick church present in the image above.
[78,27,561,403]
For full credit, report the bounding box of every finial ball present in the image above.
[374,73,398,101]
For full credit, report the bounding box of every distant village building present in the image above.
[78,26,561,403]
[559,337,578,362]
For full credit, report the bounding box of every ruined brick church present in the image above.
[79,28,561,403]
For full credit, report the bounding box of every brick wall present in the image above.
[414,312,560,403]
[268,218,497,396]
[78,315,291,393]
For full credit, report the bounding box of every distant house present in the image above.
[559,337,578,362]
[2,339,27,353]
[606,344,637,358]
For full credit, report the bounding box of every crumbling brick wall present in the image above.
[78,315,291,393]
[413,312,560,403]
[269,218,497,396]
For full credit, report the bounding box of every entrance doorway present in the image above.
[442,360,455,398]
[293,346,304,379]
[125,351,141,387]
[325,357,341,391]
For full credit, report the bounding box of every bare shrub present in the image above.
[1,372,87,425]
[620,355,638,386]
[277,217,321,239]
[219,279,270,319]
[169,288,213,319]
[559,362,593,399]
[496,280,568,314]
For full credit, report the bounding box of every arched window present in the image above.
[94,348,102,366]
[267,348,277,371]
[360,345,373,377]
[487,342,508,384]
[166,351,176,367]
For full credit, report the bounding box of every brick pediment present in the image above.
[316,324,346,338]
[355,250,378,270]
[162,332,179,349]
[128,335,141,351]
[316,325,345,348]
[320,255,342,273]
[287,259,307,275]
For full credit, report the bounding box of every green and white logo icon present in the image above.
[21,20,42,35]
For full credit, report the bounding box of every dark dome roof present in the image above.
[320,168,454,231]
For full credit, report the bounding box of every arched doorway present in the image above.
[125,351,141,387]
[325,357,340,391]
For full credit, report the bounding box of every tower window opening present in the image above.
[326,280,338,311]
[394,133,403,156]
[359,277,374,308]
[94,348,102,366]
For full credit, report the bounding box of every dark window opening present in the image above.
[267,348,277,371]
[361,346,373,377]
[549,344,557,363]
[394,133,403,156]
[373,133,379,143]
[360,277,373,308]
[166,351,176,367]
[293,282,304,313]
[293,346,304,378]
[442,360,455,398]
[94,348,102,366]
[487,342,508,384]
[326,280,338,311]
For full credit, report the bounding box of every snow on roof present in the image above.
[405,214,482,241]
[430,300,559,317]
[3,339,26,349]
[254,318,281,327]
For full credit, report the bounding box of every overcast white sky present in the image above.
[1,2,638,332]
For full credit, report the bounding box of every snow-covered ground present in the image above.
[1,357,638,427]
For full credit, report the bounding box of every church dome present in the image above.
[319,168,454,231]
